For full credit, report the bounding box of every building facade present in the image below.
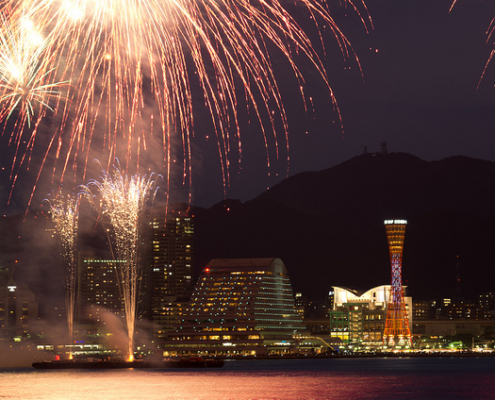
[162,258,309,356]
[141,210,194,338]
[76,254,124,325]
[329,285,412,348]
[0,275,39,339]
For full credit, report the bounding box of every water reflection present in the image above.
[1,358,495,400]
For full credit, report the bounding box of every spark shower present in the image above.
[0,0,370,206]
[46,192,79,360]
[80,165,158,361]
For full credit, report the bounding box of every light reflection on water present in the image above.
[1,357,495,400]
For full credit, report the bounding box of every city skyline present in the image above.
[1,199,495,367]
[1,2,495,395]
[2,152,495,305]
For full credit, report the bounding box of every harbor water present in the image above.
[1,357,495,400]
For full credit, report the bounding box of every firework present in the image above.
[0,13,67,128]
[450,0,495,88]
[479,13,495,88]
[0,10,69,205]
[46,191,79,360]
[1,0,370,206]
[81,163,158,361]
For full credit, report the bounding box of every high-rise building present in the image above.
[75,209,194,341]
[383,219,412,347]
[76,253,124,325]
[141,210,194,338]
[294,292,305,317]
[478,291,495,320]
[162,258,308,356]
[0,274,39,339]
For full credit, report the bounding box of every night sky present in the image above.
[190,0,495,207]
[1,0,495,213]
[169,0,495,206]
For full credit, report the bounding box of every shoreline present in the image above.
[223,351,495,359]
[1,352,494,370]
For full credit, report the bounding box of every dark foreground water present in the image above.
[1,357,495,400]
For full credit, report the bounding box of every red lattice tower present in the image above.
[383,220,412,347]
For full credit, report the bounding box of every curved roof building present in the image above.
[163,257,307,356]
[333,285,391,308]
[330,285,412,348]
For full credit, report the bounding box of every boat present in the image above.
[32,357,224,370]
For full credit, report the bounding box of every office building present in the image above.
[478,291,495,320]
[76,253,124,325]
[412,300,435,320]
[0,274,39,339]
[141,210,194,338]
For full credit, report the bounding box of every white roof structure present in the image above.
[333,285,392,308]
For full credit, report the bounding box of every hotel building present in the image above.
[162,258,309,356]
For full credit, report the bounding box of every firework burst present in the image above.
[1,0,370,207]
[0,13,67,129]
[0,10,69,208]
[81,162,159,361]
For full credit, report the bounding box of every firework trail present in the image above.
[450,0,495,88]
[479,12,495,88]
[81,162,158,361]
[1,0,370,207]
[46,191,79,360]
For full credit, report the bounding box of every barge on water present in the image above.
[32,358,224,370]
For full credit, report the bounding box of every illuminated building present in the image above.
[162,258,308,356]
[478,291,495,320]
[412,319,495,339]
[433,298,477,320]
[76,254,124,324]
[448,299,477,319]
[412,300,435,320]
[327,220,413,349]
[328,285,412,347]
[140,210,194,338]
[76,210,194,340]
[383,219,412,347]
[294,292,305,317]
[301,291,334,336]
[0,274,39,339]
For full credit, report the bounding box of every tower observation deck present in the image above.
[383,220,412,347]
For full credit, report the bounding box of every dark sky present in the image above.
[188,0,495,207]
[1,0,495,213]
